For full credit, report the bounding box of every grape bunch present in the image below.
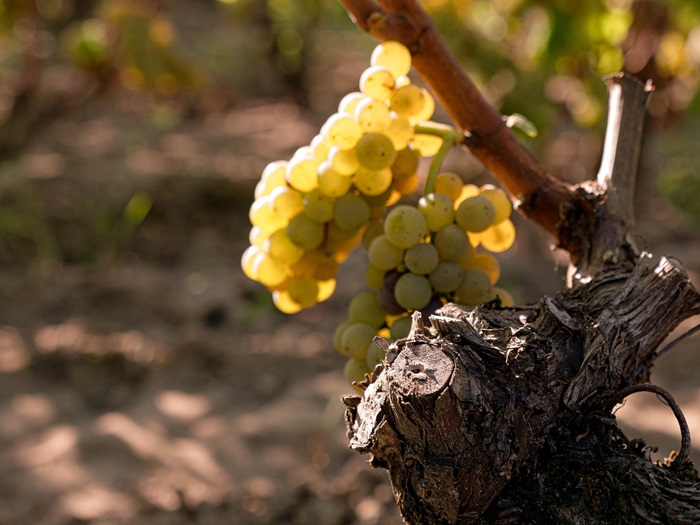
[336,176,516,386]
[241,41,438,313]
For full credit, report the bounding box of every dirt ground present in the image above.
[0,5,699,524]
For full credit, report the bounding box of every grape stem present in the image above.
[413,122,465,196]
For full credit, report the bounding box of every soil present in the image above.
[0,4,698,524]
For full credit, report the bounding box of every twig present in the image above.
[655,322,700,359]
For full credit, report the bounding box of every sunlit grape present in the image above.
[317,161,352,197]
[479,219,516,252]
[355,97,392,133]
[418,192,455,231]
[385,113,414,150]
[355,166,393,196]
[479,184,512,225]
[409,87,435,123]
[359,65,396,101]
[355,133,397,170]
[328,147,360,176]
[288,276,319,308]
[390,84,427,118]
[371,40,412,78]
[383,205,426,249]
[493,286,515,307]
[266,228,304,265]
[322,112,363,150]
[412,133,443,157]
[249,196,286,233]
[468,252,500,284]
[368,234,404,271]
[252,251,288,288]
[434,172,463,201]
[338,91,365,115]
[317,279,336,302]
[273,289,303,314]
[286,152,318,192]
[268,185,304,222]
[255,161,288,199]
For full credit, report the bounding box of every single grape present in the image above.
[310,134,331,162]
[317,161,352,197]
[359,65,396,101]
[268,185,305,222]
[429,261,464,293]
[249,225,266,247]
[344,357,370,387]
[286,213,324,250]
[390,315,412,340]
[288,276,319,308]
[409,87,435,123]
[354,166,393,196]
[354,97,391,133]
[286,152,318,192]
[251,251,288,288]
[255,161,288,199]
[348,291,386,330]
[334,321,353,355]
[384,113,414,150]
[394,272,432,311]
[333,192,371,231]
[390,84,427,118]
[266,228,305,265]
[322,113,363,150]
[249,196,286,233]
[303,189,336,223]
[371,40,412,78]
[272,289,303,314]
[455,195,496,233]
[383,205,427,249]
[479,219,516,252]
[328,147,360,176]
[455,268,493,306]
[418,192,455,232]
[434,223,472,261]
[434,172,463,201]
[404,242,440,275]
[368,234,404,270]
[479,184,512,225]
[468,252,501,284]
[341,322,377,360]
[355,133,397,171]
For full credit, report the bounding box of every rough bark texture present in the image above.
[340,1,700,523]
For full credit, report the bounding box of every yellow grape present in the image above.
[317,279,336,302]
[249,196,286,233]
[266,228,304,265]
[322,113,363,150]
[338,91,365,114]
[390,84,427,118]
[288,276,319,308]
[371,40,412,78]
[412,133,443,157]
[252,251,288,288]
[385,113,414,150]
[409,87,435,123]
[418,192,455,232]
[255,161,288,199]
[317,161,352,197]
[286,152,318,192]
[249,225,267,247]
[479,184,512,224]
[434,172,463,201]
[272,289,303,314]
[268,185,305,222]
[241,245,261,280]
[354,97,391,133]
[359,65,396,101]
[479,219,516,252]
[468,252,501,284]
[454,183,480,207]
[355,133,397,170]
[310,134,331,162]
[355,166,393,196]
[392,172,420,195]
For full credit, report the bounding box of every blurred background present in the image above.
[0,0,698,523]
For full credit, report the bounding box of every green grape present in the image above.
[348,291,386,330]
[310,134,331,162]
[359,65,396,101]
[365,264,386,291]
[457,241,477,268]
[479,219,516,253]
[303,189,336,223]
[390,84,427,118]
[385,113,414,150]
[249,196,286,233]
[317,161,352,197]
[268,185,305,222]
[479,184,512,225]
[286,152,318,192]
[355,166,393,197]
[429,261,464,293]
[255,161,288,199]
[322,112,363,150]
[363,220,385,249]
[355,133,397,171]
[418,192,455,232]
[404,242,440,275]
[390,314,412,340]
[455,268,493,306]
[344,357,370,386]
[434,172,463,201]
[328,147,360,176]
[287,276,319,308]
[266,228,305,265]
[286,213,325,250]
[341,322,377,360]
[338,91,365,115]
[391,147,420,179]
[333,192,371,231]
[252,251,288,288]
[371,40,412,78]
[409,87,435,123]
[434,223,473,261]
[394,272,432,311]
[272,289,303,314]
[384,205,426,249]
[334,321,353,355]
[355,97,391,133]
[366,339,386,369]
[468,252,500,284]
[455,195,496,233]
[368,234,404,270]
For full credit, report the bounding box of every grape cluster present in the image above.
[337,177,516,386]
[241,41,437,313]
